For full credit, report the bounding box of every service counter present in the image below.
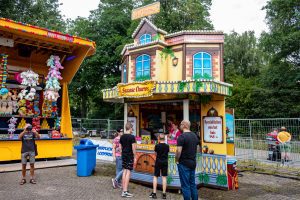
[132,144,238,190]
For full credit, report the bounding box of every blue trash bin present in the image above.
[74,139,99,177]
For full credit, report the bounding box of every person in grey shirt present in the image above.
[19,124,40,185]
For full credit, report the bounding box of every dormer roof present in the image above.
[132,18,167,38]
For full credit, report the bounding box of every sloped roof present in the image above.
[132,18,167,38]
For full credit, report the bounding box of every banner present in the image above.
[118,81,156,98]
[225,109,235,143]
[90,139,113,161]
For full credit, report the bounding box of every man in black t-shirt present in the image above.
[19,124,40,185]
[149,133,170,199]
[120,122,136,198]
[175,120,199,200]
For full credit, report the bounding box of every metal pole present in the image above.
[107,119,111,139]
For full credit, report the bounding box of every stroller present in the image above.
[266,130,281,161]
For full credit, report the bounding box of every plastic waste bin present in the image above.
[74,139,99,177]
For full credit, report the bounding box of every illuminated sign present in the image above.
[132,2,160,20]
[203,117,223,143]
[118,81,156,98]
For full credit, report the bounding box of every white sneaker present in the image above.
[121,191,133,198]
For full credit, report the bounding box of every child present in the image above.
[149,133,170,199]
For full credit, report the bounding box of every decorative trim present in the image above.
[165,30,223,38]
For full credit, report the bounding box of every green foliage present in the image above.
[167,176,173,185]
[0,0,66,31]
[139,0,213,32]
[216,174,227,186]
[193,73,212,80]
[261,0,300,66]
[198,173,210,184]
[178,82,187,92]
[195,81,203,92]
[160,47,175,60]
[152,33,160,41]
[135,75,150,81]
[199,95,211,105]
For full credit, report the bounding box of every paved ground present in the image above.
[0,163,300,200]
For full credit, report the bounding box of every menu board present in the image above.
[203,117,223,143]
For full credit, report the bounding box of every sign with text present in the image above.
[203,117,223,143]
[118,81,156,98]
[90,139,113,161]
[132,2,160,20]
[127,117,137,136]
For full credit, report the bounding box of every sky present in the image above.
[58,0,268,36]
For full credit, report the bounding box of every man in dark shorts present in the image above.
[175,120,199,200]
[19,124,40,185]
[120,122,136,198]
[149,133,169,199]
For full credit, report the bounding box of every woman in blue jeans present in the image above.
[112,128,123,188]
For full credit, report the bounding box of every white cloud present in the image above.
[210,0,268,36]
[58,0,100,19]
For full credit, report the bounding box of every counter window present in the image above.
[136,54,151,81]
[193,52,212,78]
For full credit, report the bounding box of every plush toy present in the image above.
[51,101,58,117]
[11,90,18,101]
[26,100,34,116]
[2,101,7,115]
[33,94,40,117]
[0,54,9,97]
[7,101,13,115]
[20,70,39,87]
[18,89,28,100]
[54,117,61,130]
[18,107,27,116]
[32,117,41,132]
[44,55,63,101]
[25,88,36,101]
[7,117,17,139]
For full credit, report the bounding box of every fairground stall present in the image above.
[102,18,237,190]
[0,18,95,161]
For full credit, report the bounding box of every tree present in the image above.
[224,31,265,82]
[261,0,300,66]
[136,0,213,32]
[0,0,66,31]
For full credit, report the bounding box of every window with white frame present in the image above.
[123,64,127,83]
[136,54,150,80]
[139,34,152,45]
[193,52,212,78]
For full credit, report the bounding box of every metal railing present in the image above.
[235,118,300,170]
[71,118,124,139]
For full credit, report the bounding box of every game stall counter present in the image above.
[0,18,95,161]
[102,18,238,190]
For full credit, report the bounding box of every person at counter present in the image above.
[169,122,181,140]
[120,122,136,198]
[175,120,199,200]
[19,124,40,185]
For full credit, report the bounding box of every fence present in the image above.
[235,118,300,170]
[71,118,124,139]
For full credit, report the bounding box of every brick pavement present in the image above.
[0,165,299,200]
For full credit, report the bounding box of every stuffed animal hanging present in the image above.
[44,55,63,101]
[20,70,39,87]
[8,117,17,139]
[0,54,9,97]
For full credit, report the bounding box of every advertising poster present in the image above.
[225,109,235,143]
[203,116,223,143]
[90,139,113,161]
[127,117,137,136]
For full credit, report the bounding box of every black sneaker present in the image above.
[149,192,157,199]
[162,193,167,199]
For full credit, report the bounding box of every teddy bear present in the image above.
[7,101,13,115]
[51,101,58,117]
[26,100,34,116]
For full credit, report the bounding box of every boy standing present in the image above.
[120,122,136,198]
[149,133,170,199]
[19,124,40,185]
